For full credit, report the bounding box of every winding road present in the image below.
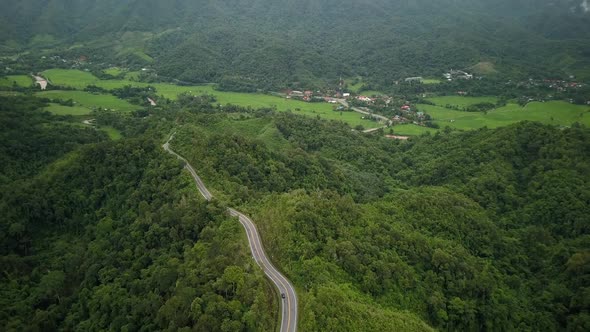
[163,134,298,332]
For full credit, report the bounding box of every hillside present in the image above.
[1,95,589,330]
[172,111,590,331]
[1,0,589,88]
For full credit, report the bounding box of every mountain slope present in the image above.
[1,0,589,87]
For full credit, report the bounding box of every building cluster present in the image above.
[543,79,583,92]
[513,78,585,91]
[404,76,423,83]
[285,89,340,103]
[443,70,473,81]
[284,89,374,104]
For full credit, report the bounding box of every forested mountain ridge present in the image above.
[1,0,589,88]
[1,94,589,330]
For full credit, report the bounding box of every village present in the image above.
[3,53,589,133]
[281,87,434,131]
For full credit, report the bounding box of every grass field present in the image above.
[0,91,22,96]
[198,116,290,151]
[41,69,380,128]
[285,107,381,128]
[345,78,365,93]
[100,126,122,140]
[37,90,137,112]
[0,75,33,87]
[45,103,93,115]
[104,67,124,76]
[422,78,442,85]
[392,124,438,136]
[419,101,590,130]
[427,96,498,108]
[125,71,141,80]
[132,51,154,63]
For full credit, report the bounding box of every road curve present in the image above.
[163,133,298,332]
[163,135,213,201]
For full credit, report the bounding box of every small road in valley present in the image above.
[336,99,391,133]
[163,134,298,332]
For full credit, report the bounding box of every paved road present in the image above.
[163,134,298,332]
[228,208,298,332]
[336,99,391,123]
[163,134,213,201]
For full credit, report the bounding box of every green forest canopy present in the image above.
[0,88,589,330]
[1,0,590,88]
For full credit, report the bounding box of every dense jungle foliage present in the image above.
[1,0,590,88]
[1,95,589,331]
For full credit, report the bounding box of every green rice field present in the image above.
[426,96,498,108]
[37,90,137,112]
[419,101,590,130]
[392,124,437,136]
[44,103,93,115]
[41,69,380,128]
[422,78,442,85]
[0,75,33,87]
[103,67,124,76]
[391,96,590,135]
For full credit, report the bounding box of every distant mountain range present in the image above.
[1,0,589,87]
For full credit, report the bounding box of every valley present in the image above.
[1,1,589,331]
[5,67,587,138]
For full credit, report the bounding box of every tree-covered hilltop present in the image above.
[1,94,589,331]
[0,96,106,184]
[0,97,276,331]
[1,0,590,88]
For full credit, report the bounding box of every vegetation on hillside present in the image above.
[2,92,589,331]
[0,97,276,331]
[170,101,590,331]
[1,0,590,89]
